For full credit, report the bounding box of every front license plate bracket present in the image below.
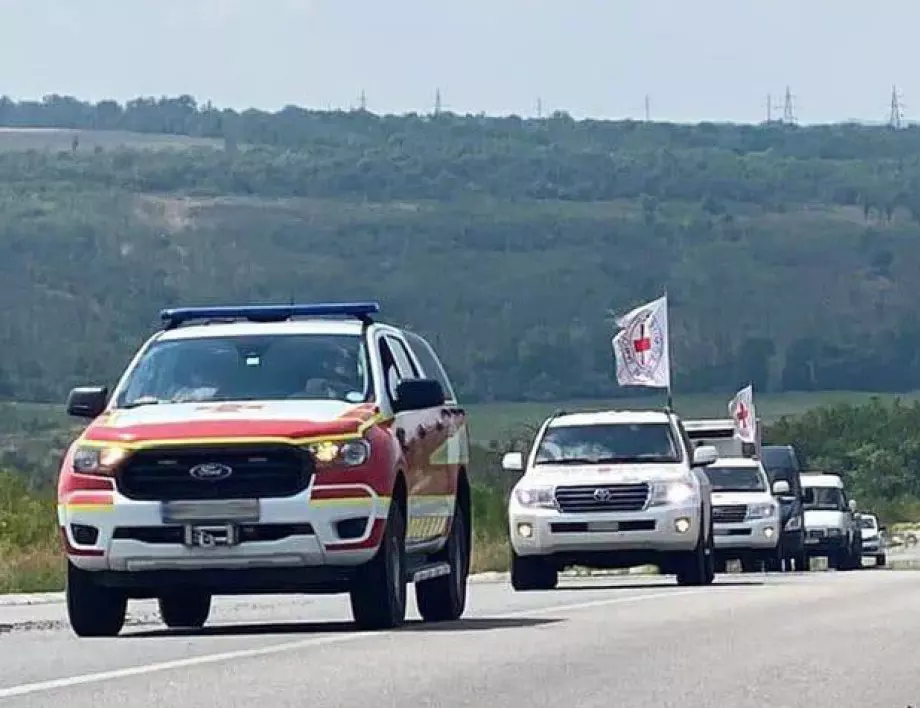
[184,524,239,549]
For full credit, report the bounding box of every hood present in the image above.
[711,490,774,506]
[526,463,689,487]
[81,400,381,445]
[804,509,846,529]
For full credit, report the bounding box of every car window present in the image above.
[802,487,846,511]
[533,422,682,465]
[403,331,456,401]
[703,466,768,492]
[115,333,372,406]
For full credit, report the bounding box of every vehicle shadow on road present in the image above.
[553,579,764,591]
[124,616,560,639]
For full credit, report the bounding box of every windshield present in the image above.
[533,422,681,465]
[859,516,877,530]
[703,465,767,492]
[802,487,846,511]
[115,333,372,407]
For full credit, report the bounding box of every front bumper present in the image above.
[508,501,701,558]
[58,481,390,574]
[713,517,780,551]
[804,530,846,555]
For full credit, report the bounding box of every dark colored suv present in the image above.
[761,445,807,572]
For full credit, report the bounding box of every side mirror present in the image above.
[771,480,791,496]
[66,386,108,419]
[692,445,718,467]
[502,452,524,472]
[393,378,445,413]
[880,525,888,533]
[848,499,858,513]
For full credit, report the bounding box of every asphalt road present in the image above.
[0,569,917,707]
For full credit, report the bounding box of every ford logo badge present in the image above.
[188,462,233,481]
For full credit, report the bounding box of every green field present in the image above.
[464,390,920,445]
[0,127,224,152]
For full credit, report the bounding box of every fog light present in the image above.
[517,523,534,538]
[764,526,775,538]
[674,517,691,534]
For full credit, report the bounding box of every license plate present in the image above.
[162,499,260,524]
[588,520,620,532]
[184,524,239,549]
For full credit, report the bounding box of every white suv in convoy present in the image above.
[858,512,887,567]
[801,472,863,570]
[502,409,720,589]
[700,457,784,573]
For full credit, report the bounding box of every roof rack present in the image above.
[159,301,380,330]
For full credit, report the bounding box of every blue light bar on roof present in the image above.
[159,301,380,329]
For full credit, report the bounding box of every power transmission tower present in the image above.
[782,86,796,124]
[889,85,903,128]
[536,97,543,119]
[434,88,442,116]
[358,89,367,111]
[644,94,651,122]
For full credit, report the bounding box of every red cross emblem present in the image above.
[633,323,652,356]
[735,401,750,428]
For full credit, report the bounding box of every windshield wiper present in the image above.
[536,458,599,465]
[120,397,162,409]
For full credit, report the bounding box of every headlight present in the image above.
[784,515,802,531]
[71,445,130,475]
[649,481,696,507]
[513,486,556,509]
[306,439,370,467]
[747,503,777,520]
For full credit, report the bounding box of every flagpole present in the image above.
[664,289,673,411]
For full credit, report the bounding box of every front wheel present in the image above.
[66,561,127,638]
[793,549,809,572]
[676,516,715,586]
[158,590,211,629]
[876,553,887,567]
[510,551,557,591]
[416,510,470,622]
[349,500,407,630]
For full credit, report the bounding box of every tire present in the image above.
[349,498,407,630]
[794,549,808,572]
[510,550,557,591]
[876,553,887,567]
[416,509,470,622]
[676,515,715,586]
[158,590,211,629]
[66,560,127,638]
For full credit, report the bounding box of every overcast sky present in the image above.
[0,0,914,125]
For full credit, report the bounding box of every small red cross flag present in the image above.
[728,384,757,443]
[611,294,671,388]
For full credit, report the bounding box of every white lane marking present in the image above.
[0,587,723,699]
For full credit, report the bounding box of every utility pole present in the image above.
[889,84,903,128]
[536,97,543,119]
[434,88,442,116]
[644,94,650,122]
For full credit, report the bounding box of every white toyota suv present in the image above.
[700,457,784,573]
[502,409,719,589]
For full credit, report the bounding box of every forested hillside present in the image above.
[3,94,920,403]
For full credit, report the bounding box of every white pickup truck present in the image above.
[502,408,720,589]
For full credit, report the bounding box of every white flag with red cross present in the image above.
[729,384,757,443]
[611,294,671,389]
